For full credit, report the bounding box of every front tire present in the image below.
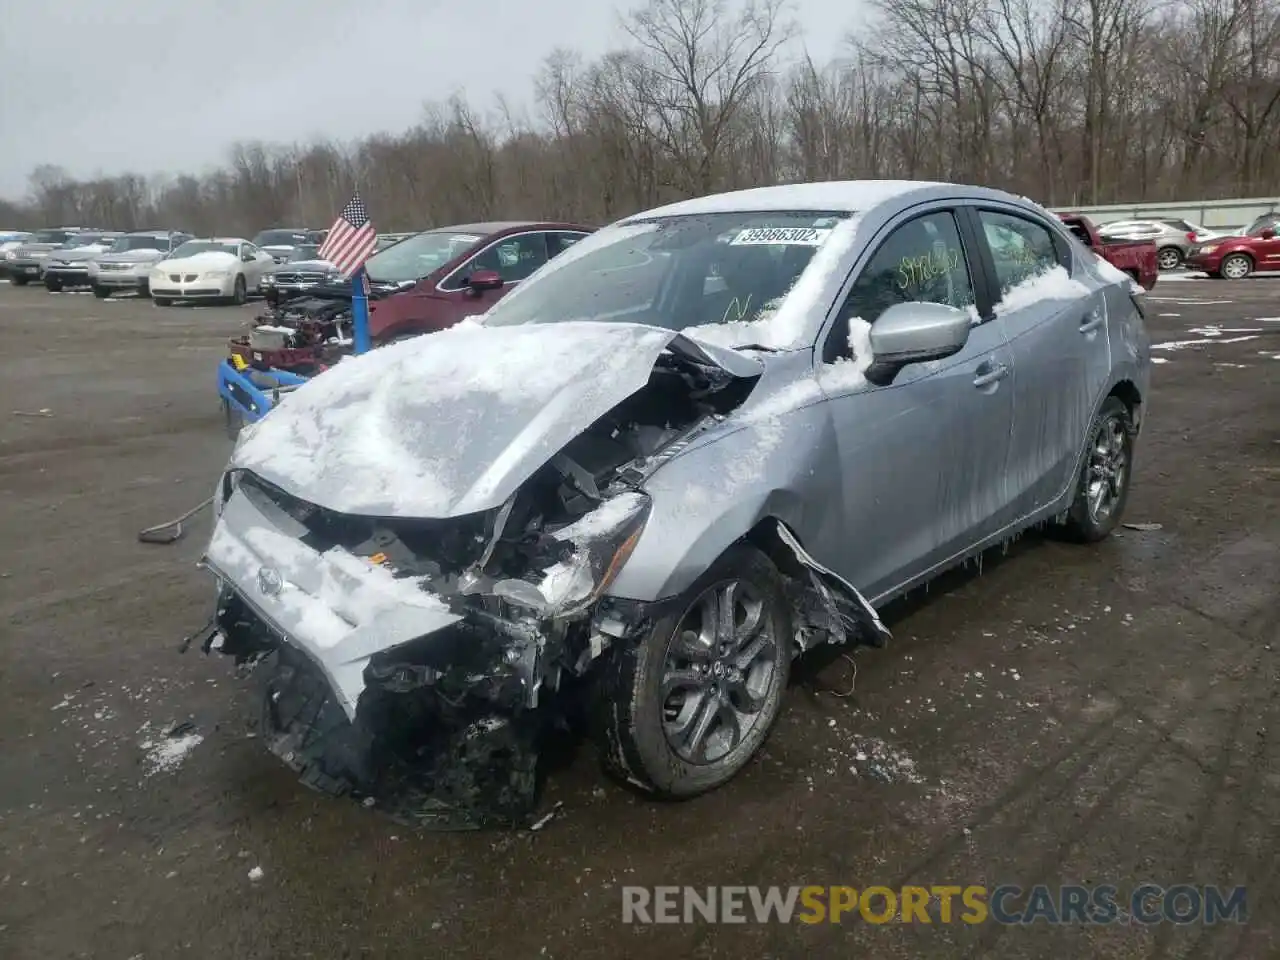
[153,296,172,307]
[1221,253,1253,280]
[92,284,110,299]
[230,274,247,305]
[1062,395,1135,542]
[12,274,29,286]
[1157,246,1183,271]
[592,544,791,799]
[44,276,63,292]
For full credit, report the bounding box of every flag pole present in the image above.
[351,266,371,355]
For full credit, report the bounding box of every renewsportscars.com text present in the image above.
[621,884,1248,925]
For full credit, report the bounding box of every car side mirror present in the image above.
[866,302,971,384]
[1262,228,1276,240]
[466,269,503,294]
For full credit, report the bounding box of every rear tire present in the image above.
[1061,395,1135,543]
[1220,253,1253,280]
[591,544,791,799]
[11,274,29,287]
[231,274,247,305]
[1156,246,1182,271]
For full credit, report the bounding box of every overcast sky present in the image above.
[0,0,856,201]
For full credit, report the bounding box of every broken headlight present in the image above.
[491,491,651,619]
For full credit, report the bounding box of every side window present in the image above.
[465,233,550,283]
[978,210,1065,293]
[835,210,975,333]
[548,231,588,257]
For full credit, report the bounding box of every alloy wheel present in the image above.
[1086,414,1129,524]
[1157,248,1181,270]
[660,579,781,765]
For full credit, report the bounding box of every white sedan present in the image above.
[148,238,276,306]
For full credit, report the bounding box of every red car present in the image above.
[1057,214,1159,290]
[230,220,596,374]
[1184,213,1280,280]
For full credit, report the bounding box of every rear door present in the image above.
[966,206,1108,519]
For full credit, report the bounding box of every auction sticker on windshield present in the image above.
[731,227,832,246]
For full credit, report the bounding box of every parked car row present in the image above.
[0,224,402,304]
[230,219,596,374]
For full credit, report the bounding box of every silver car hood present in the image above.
[229,320,762,519]
[13,242,61,256]
[48,247,104,263]
[96,249,165,264]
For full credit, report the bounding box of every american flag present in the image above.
[318,191,377,278]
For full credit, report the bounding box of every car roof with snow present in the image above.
[627,180,1042,221]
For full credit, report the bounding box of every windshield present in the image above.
[110,235,167,253]
[364,229,484,283]
[64,234,108,247]
[1244,215,1278,236]
[287,245,322,262]
[253,230,307,247]
[481,211,851,333]
[172,240,238,258]
[32,229,73,244]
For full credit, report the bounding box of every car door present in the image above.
[435,232,552,322]
[816,207,1015,600]
[968,206,1107,518]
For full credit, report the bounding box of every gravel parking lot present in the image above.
[1,278,1277,959]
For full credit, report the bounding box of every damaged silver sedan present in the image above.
[195,180,1151,826]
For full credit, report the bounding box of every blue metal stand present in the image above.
[218,267,373,427]
[351,266,371,354]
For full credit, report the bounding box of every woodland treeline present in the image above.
[4,0,1279,234]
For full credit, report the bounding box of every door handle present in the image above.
[1080,311,1104,333]
[973,362,1009,388]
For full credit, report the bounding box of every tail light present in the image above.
[1186,232,1197,242]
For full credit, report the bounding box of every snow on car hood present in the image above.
[156,251,238,271]
[230,320,760,519]
[96,248,165,264]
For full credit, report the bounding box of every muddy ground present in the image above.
[0,277,1277,959]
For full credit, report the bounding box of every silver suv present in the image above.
[87,231,193,297]
[1097,219,1221,271]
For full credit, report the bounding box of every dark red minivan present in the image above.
[230,220,596,373]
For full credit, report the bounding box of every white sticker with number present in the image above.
[730,227,833,246]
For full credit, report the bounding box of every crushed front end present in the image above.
[199,345,752,827]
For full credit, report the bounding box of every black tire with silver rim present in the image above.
[231,274,248,305]
[1221,253,1252,280]
[592,544,791,798]
[1157,247,1182,271]
[1063,395,1134,542]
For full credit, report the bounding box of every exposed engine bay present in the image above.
[194,339,888,829]
[232,295,355,373]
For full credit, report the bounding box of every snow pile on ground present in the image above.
[140,732,203,777]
